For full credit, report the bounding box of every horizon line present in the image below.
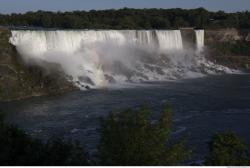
[1,7,249,15]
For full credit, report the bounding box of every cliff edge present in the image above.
[205,28,250,70]
[0,28,76,101]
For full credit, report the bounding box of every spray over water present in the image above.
[10,30,233,89]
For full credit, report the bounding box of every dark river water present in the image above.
[1,74,250,162]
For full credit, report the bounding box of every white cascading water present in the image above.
[9,30,233,89]
[195,30,205,52]
[155,30,183,50]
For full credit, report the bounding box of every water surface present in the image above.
[2,74,250,161]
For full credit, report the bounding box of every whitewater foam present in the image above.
[10,30,234,89]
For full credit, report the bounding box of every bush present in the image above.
[205,132,250,166]
[0,112,89,166]
[98,105,191,165]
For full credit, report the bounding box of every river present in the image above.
[1,74,250,162]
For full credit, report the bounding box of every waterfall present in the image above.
[195,30,205,52]
[156,30,183,50]
[10,30,183,55]
[9,29,233,89]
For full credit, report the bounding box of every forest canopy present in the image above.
[0,8,250,29]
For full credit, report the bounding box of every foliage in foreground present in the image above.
[98,105,191,165]
[1,107,250,166]
[205,132,250,166]
[0,112,88,166]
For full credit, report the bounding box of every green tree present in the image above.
[0,112,89,166]
[173,17,189,28]
[42,138,88,166]
[205,132,250,166]
[98,105,191,165]
[150,17,170,29]
[40,14,52,28]
[1,8,250,29]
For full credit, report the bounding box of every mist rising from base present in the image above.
[10,30,234,89]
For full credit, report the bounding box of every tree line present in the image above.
[1,105,250,166]
[0,8,250,29]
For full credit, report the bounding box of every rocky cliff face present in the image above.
[180,29,196,50]
[0,28,76,101]
[205,28,250,44]
[204,29,250,70]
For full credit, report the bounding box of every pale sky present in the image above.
[0,0,249,14]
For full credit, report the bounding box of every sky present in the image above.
[0,0,250,14]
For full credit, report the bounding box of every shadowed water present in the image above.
[1,74,250,162]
